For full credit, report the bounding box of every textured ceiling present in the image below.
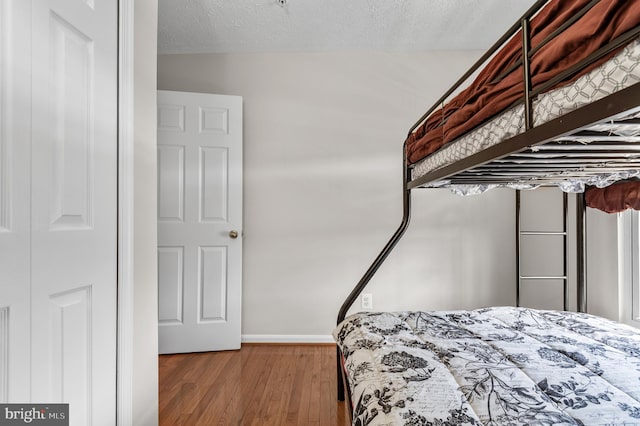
[158,0,538,54]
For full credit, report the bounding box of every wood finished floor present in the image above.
[159,344,350,425]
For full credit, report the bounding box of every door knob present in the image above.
[228,230,239,239]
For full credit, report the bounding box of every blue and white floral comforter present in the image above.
[333,307,640,425]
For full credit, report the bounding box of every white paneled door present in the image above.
[157,90,243,354]
[0,0,117,424]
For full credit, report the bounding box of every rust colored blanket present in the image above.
[586,180,640,213]
[406,0,640,165]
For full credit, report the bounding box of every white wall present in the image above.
[157,51,517,338]
[586,210,620,320]
[133,0,158,424]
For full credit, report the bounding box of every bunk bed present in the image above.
[334,0,640,424]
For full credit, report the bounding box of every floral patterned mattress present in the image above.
[333,307,640,425]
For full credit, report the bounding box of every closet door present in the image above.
[30,0,117,423]
[0,0,118,423]
[0,0,31,402]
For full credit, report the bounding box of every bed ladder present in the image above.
[516,189,587,312]
[516,188,568,310]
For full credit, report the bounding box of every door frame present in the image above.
[117,0,135,423]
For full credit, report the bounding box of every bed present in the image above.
[335,0,640,424]
[334,307,640,425]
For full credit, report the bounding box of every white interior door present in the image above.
[157,90,243,354]
[0,0,117,424]
[0,0,31,403]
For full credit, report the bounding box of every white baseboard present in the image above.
[241,334,335,344]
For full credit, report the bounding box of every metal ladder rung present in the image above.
[520,276,567,280]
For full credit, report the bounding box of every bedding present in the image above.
[406,0,640,167]
[586,180,640,213]
[333,307,640,425]
[411,35,640,186]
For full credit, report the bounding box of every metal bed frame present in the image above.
[335,0,640,407]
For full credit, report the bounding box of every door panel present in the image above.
[158,90,243,354]
[199,246,227,321]
[31,0,117,422]
[158,145,185,222]
[0,0,117,423]
[158,247,185,324]
[200,147,229,222]
[0,0,31,403]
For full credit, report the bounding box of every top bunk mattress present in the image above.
[407,0,640,190]
[412,36,640,190]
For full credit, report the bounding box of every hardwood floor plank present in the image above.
[261,347,290,424]
[185,352,236,414]
[319,346,336,425]
[240,346,278,425]
[284,348,308,425]
[159,344,350,425]
[185,352,243,425]
[307,348,322,426]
